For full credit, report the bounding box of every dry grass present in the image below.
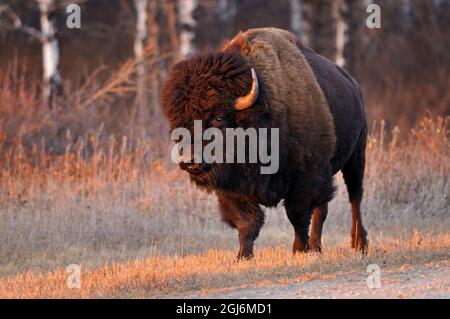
[0,115,447,279]
[0,109,448,276]
[0,67,448,297]
[0,232,448,298]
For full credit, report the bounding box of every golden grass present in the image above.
[0,66,448,296]
[0,232,448,298]
[0,115,448,277]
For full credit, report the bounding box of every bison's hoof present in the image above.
[351,235,369,254]
[292,242,310,254]
[308,238,322,253]
[236,250,254,261]
[235,254,254,262]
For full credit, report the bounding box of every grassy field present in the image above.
[0,108,448,297]
[0,232,448,298]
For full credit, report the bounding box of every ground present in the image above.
[0,232,448,298]
[184,261,449,299]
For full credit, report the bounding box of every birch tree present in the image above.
[177,0,198,58]
[147,0,161,117]
[216,0,236,23]
[37,0,60,104]
[0,0,61,105]
[335,0,346,67]
[1,0,82,105]
[165,0,179,62]
[133,0,149,123]
[402,0,412,26]
[309,0,337,60]
[289,0,301,37]
[343,0,364,76]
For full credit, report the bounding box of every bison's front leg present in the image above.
[308,203,328,252]
[217,192,265,260]
[284,196,313,253]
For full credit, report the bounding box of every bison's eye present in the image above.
[211,116,227,127]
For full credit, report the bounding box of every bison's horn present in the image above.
[234,68,259,110]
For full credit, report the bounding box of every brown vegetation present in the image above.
[0,67,448,279]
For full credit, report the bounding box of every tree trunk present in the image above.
[309,0,336,61]
[335,0,346,67]
[402,0,412,27]
[216,0,236,41]
[165,0,179,62]
[37,0,60,106]
[133,0,149,126]
[177,0,198,58]
[300,0,312,46]
[289,0,304,40]
[343,0,364,76]
[216,0,236,23]
[147,0,160,118]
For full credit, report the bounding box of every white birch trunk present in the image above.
[217,0,236,22]
[133,0,148,123]
[37,0,60,103]
[402,0,412,26]
[335,0,346,67]
[177,0,198,58]
[291,0,311,45]
[289,0,302,38]
[134,0,148,64]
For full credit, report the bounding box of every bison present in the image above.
[161,28,368,259]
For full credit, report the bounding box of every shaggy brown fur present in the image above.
[161,28,368,259]
[223,28,337,183]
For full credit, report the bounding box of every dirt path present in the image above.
[186,261,450,299]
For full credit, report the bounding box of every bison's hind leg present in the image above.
[284,197,313,253]
[342,142,368,253]
[285,173,334,254]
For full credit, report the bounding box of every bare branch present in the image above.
[0,4,45,41]
[79,50,174,110]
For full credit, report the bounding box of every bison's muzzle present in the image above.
[179,161,210,175]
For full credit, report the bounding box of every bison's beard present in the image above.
[185,162,287,207]
[186,163,241,192]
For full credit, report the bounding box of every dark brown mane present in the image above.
[161,50,253,129]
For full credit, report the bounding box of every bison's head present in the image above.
[161,50,272,191]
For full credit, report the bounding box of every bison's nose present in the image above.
[179,161,205,174]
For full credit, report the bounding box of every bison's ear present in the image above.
[234,68,259,111]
